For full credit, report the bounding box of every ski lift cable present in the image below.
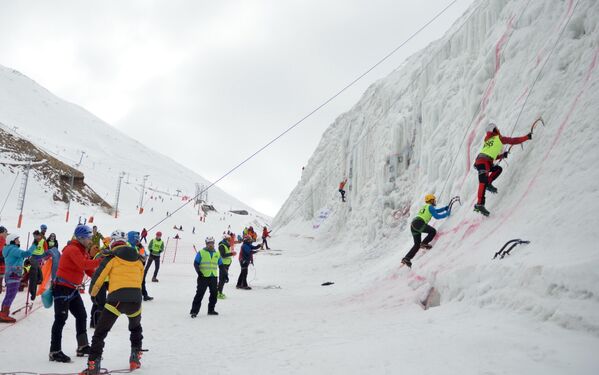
[146,0,462,232]
[0,171,20,218]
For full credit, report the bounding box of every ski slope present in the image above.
[0,63,266,228]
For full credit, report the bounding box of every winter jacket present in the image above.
[240,242,261,263]
[339,179,347,190]
[262,229,270,239]
[89,244,144,303]
[428,205,450,220]
[55,239,101,289]
[2,243,36,277]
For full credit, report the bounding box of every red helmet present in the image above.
[156,231,162,237]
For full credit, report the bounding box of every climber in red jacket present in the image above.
[338,178,348,202]
[473,123,532,216]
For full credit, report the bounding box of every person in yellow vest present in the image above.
[217,233,237,299]
[190,236,222,317]
[401,194,450,268]
[144,231,164,283]
[474,123,532,216]
[81,230,145,374]
[28,229,47,300]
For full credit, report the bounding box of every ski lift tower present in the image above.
[139,175,149,214]
[114,171,126,218]
[16,161,32,228]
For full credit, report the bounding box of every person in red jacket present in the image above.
[49,225,101,363]
[140,228,148,244]
[261,226,271,250]
[339,178,348,202]
[474,123,532,216]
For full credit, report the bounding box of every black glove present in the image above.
[91,296,98,306]
[502,151,509,159]
[527,132,532,140]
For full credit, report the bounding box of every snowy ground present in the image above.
[1,231,598,375]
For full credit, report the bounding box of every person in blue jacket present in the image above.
[236,235,261,290]
[401,194,450,268]
[0,233,36,323]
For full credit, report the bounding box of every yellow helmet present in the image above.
[425,194,436,204]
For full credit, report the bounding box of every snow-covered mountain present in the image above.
[0,64,269,232]
[274,0,599,348]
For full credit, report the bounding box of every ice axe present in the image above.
[493,239,530,259]
[448,195,461,212]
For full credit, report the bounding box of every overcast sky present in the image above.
[0,0,475,216]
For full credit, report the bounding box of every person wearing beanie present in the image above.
[49,225,101,363]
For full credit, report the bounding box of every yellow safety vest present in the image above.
[198,249,220,277]
[150,239,163,255]
[416,204,433,224]
[220,242,232,265]
[33,238,45,256]
[480,135,503,160]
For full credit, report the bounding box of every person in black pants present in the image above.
[82,238,145,374]
[50,225,100,363]
[89,281,107,329]
[236,235,261,290]
[217,234,236,299]
[144,232,164,282]
[401,194,450,268]
[52,284,88,358]
[190,237,222,317]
